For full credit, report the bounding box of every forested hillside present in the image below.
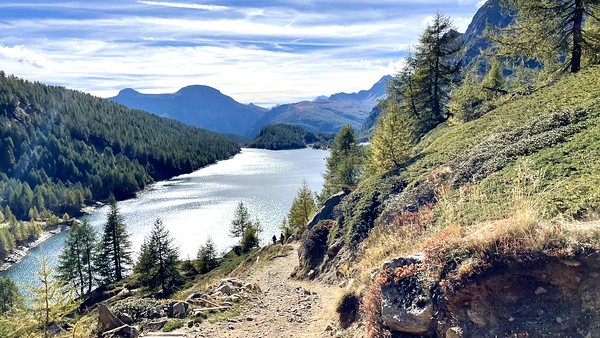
[247,124,334,150]
[0,72,240,221]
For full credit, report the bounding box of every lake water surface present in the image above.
[1,148,327,289]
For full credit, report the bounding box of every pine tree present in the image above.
[368,99,415,175]
[0,277,21,315]
[395,12,462,134]
[229,202,253,238]
[135,218,181,296]
[197,237,219,274]
[95,195,132,284]
[57,220,96,296]
[322,125,363,198]
[497,0,600,73]
[482,58,506,98]
[27,257,79,338]
[240,220,262,254]
[287,180,316,234]
[449,59,506,122]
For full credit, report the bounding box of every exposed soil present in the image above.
[173,243,347,338]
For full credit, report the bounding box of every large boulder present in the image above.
[101,325,139,338]
[379,256,433,334]
[97,304,126,333]
[307,191,347,229]
[370,252,600,337]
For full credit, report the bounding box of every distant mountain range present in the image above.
[110,76,391,137]
[109,86,268,136]
[110,0,510,138]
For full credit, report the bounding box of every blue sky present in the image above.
[0,0,485,106]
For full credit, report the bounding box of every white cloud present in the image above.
[0,44,55,69]
[137,1,229,11]
[0,1,482,106]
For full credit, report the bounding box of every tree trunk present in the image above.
[572,0,584,73]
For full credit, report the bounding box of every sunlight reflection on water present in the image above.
[1,148,327,289]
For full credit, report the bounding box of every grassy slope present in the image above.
[402,66,600,219]
[350,67,600,282]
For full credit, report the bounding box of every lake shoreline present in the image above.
[0,221,70,272]
[0,151,247,275]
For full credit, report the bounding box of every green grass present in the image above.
[352,66,600,279]
[398,66,600,220]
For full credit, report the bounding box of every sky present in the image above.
[0,0,485,107]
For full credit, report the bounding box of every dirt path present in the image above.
[184,243,344,338]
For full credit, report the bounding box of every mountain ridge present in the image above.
[110,75,391,137]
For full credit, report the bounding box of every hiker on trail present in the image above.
[272,235,277,245]
[279,233,285,245]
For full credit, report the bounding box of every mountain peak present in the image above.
[176,85,223,96]
[117,88,140,96]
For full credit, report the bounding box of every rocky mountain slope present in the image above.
[249,76,390,136]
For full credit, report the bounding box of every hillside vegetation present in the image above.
[247,124,334,150]
[0,73,240,261]
[305,61,600,338]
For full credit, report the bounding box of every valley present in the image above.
[0,0,599,337]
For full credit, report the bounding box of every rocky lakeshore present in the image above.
[0,221,71,272]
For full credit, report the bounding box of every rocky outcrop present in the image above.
[307,191,347,229]
[98,304,139,338]
[370,252,600,337]
[378,256,433,334]
[293,221,334,279]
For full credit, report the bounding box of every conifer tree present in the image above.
[497,0,600,73]
[0,277,21,315]
[197,237,219,274]
[95,195,132,284]
[135,218,181,296]
[400,12,462,133]
[57,220,96,296]
[482,58,506,98]
[229,202,253,238]
[287,180,316,234]
[322,125,363,198]
[368,99,415,175]
[240,220,262,253]
[28,258,79,338]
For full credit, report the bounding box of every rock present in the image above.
[534,286,548,295]
[187,290,205,301]
[101,324,139,338]
[97,304,126,333]
[307,191,347,229]
[144,319,168,332]
[467,309,487,327]
[380,284,433,334]
[147,311,162,319]
[119,313,134,325]
[446,326,464,338]
[217,282,235,295]
[172,301,189,318]
[193,309,207,319]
